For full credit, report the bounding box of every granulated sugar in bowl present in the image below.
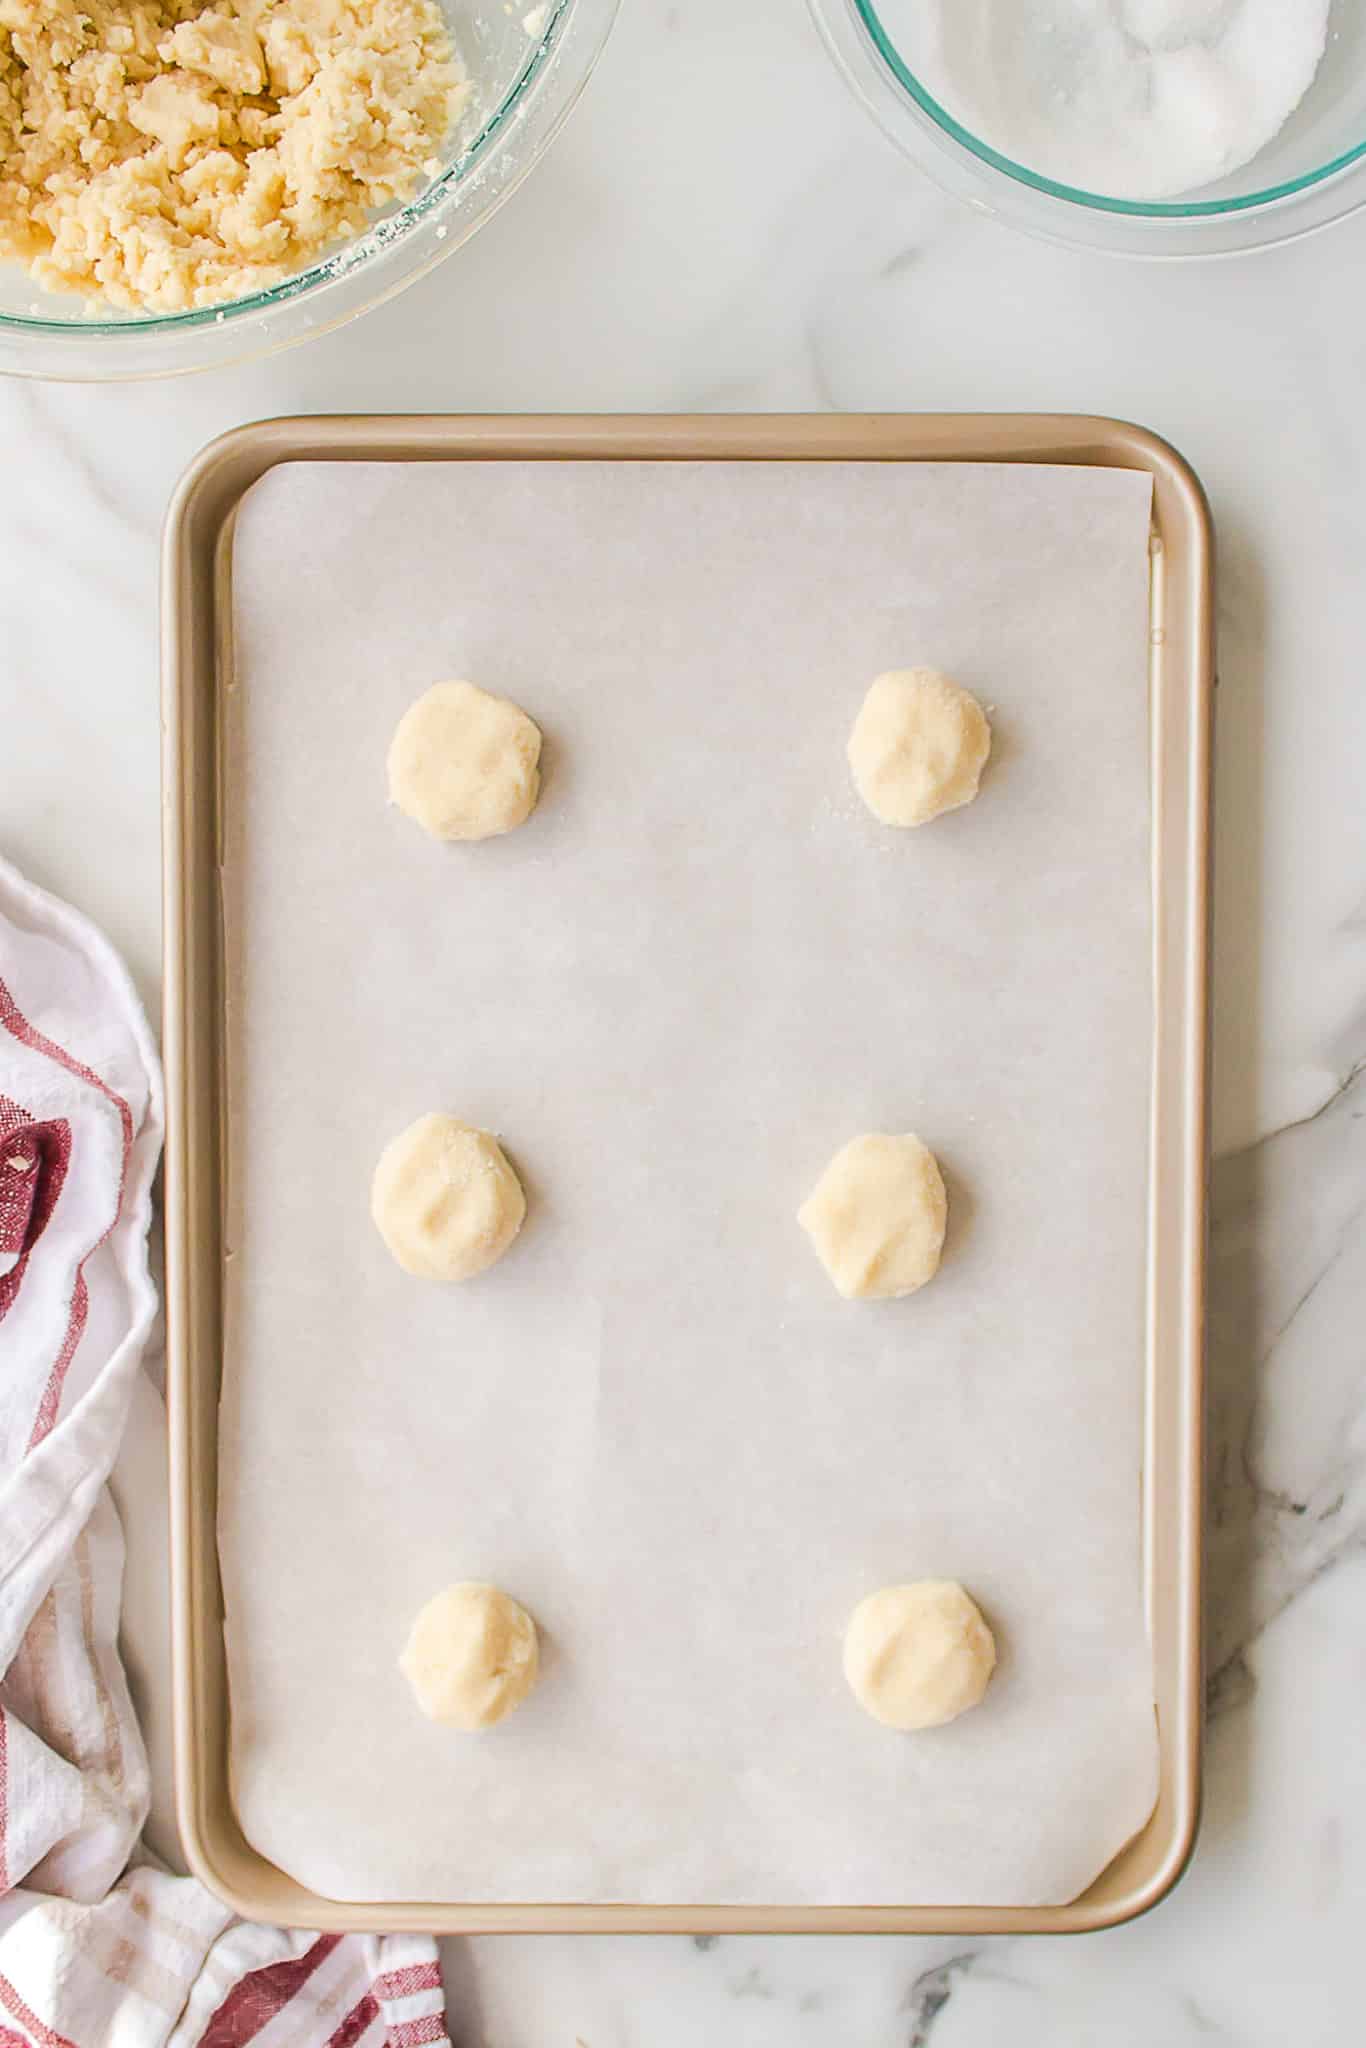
[811,0,1366,256]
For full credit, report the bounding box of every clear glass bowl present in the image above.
[809,0,1366,256]
[0,0,618,379]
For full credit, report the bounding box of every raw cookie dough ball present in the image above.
[844,1581,996,1731]
[388,679,542,841]
[400,1582,540,1729]
[371,1113,526,1282]
[798,1132,947,1301]
[848,668,991,828]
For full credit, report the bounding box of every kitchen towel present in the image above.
[0,853,451,2048]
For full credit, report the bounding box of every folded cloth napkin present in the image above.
[0,855,451,2048]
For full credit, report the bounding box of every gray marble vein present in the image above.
[1207,1054,1366,1706]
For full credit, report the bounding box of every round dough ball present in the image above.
[798,1132,947,1301]
[848,668,991,828]
[400,1581,540,1730]
[388,679,542,841]
[844,1581,996,1731]
[371,1113,526,1282]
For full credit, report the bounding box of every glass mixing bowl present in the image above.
[0,0,618,379]
[810,0,1366,256]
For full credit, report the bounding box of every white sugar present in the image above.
[910,0,1331,200]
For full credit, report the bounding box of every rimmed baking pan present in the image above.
[163,414,1210,1933]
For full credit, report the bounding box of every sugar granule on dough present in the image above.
[0,0,469,313]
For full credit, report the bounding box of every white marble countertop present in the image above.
[3,1,1364,2040]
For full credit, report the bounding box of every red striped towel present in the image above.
[0,856,451,2048]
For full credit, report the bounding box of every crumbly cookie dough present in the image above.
[848,668,992,828]
[0,0,467,312]
[844,1581,996,1731]
[387,680,543,842]
[400,1582,541,1730]
[371,1113,526,1283]
[799,1132,948,1301]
